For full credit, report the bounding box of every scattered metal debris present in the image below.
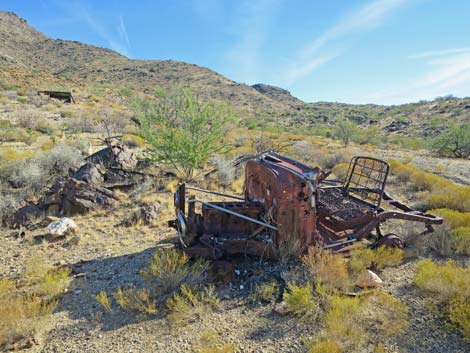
[169,152,443,259]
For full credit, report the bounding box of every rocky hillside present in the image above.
[1,11,469,135]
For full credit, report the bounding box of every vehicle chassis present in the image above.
[169,153,443,259]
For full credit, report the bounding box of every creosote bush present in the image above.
[307,340,343,353]
[113,288,157,315]
[348,244,403,276]
[253,281,279,303]
[389,159,470,212]
[283,283,319,317]
[140,247,209,296]
[0,257,71,349]
[302,247,350,292]
[166,285,220,327]
[415,259,470,339]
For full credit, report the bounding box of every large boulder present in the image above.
[86,145,137,170]
[12,204,43,229]
[61,178,119,215]
[72,163,104,185]
[120,202,160,226]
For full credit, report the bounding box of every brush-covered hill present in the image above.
[1,10,470,136]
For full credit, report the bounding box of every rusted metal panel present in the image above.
[169,152,443,259]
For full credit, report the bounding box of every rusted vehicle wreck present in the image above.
[169,153,443,258]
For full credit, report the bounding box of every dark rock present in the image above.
[72,163,104,185]
[12,204,43,228]
[85,145,137,170]
[61,178,119,215]
[119,202,160,226]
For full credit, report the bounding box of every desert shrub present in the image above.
[302,247,350,292]
[318,151,350,170]
[194,330,236,353]
[122,134,146,148]
[430,209,470,228]
[166,285,220,327]
[0,147,36,161]
[0,280,53,349]
[415,259,470,303]
[211,156,236,187]
[348,245,403,276]
[307,340,343,353]
[432,123,470,158]
[95,291,112,312]
[253,281,279,303]
[283,283,319,317]
[114,288,157,314]
[389,160,470,212]
[324,295,363,349]
[141,247,209,296]
[334,120,359,146]
[0,257,71,348]
[364,291,408,339]
[415,259,470,339]
[134,88,235,181]
[449,299,470,339]
[423,224,453,256]
[450,227,470,255]
[331,163,349,182]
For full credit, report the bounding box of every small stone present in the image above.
[356,270,383,288]
[273,301,289,315]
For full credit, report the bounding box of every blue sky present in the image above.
[2,0,470,104]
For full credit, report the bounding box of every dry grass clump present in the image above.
[140,247,209,296]
[193,330,236,353]
[166,285,220,327]
[253,281,279,303]
[307,340,343,353]
[302,247,350,292]
[363,291,408,338]
[429,209,470,254]
[113,288,157,315]
[324,295,363,349]
[0,257,71,349]
[415,259,470,339]
[283,283,319,317]
[95,291,112,312]
[331,163,349,182]
[348,244,403,276]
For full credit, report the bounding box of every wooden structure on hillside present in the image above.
[38,90,75,103]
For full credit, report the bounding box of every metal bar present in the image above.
[185,186,245,201]
[323,238,357,249]
[188,198,278,230]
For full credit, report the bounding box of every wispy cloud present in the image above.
[117,15,130,48]
[285,0,407,84]
[223,0,283,84]
[52,0,131,57]
[365,50,470,104]
[409,47,470,59]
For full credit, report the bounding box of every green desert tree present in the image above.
[334,120,359,146]
[432,123,470,159]
[133,88,235,180]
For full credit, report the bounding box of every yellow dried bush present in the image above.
[166,285,220,327]
[95,291,112,312]
[430,209,470,229]
[325,295,363,349]
[254,281,278,303]
[302,247,350,292]
[308,340,343,353]
[141,247,209,295]
[450,227,470,255]
[283,283,319,317]
[113,288,157,314]
[415,259,470,339]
